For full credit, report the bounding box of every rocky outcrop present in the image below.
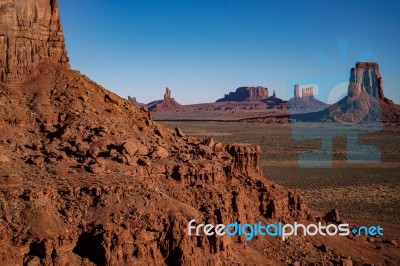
[349,62,384,99]
[294,85,301,98]
[0,0,69,83]
[292,62,400,123]
[329,61,399,123]
[289,85,328,111]
[0,170,309,266]
[216,86,269,102]
[302,87,314,98]
[127,96,146,108]
[0,63,315,264]
[261,93,288,109]
[164,87,171,99]
[147,87,185,112]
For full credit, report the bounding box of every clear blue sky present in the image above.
[59,0,400,104]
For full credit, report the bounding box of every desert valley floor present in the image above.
[155,113,400,227]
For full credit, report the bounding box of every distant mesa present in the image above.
[289,85,328,111]
[216,86,269,102]
[127,96,146,108]
[146,87,185,112]
[132,86,289,113]
[261,90,288,109]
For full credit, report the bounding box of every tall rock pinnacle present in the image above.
[0,0,69,83]
[164,87,171,100]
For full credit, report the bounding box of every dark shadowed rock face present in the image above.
[0,0,69,83]
[216,86,269,102]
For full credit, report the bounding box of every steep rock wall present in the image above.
[0,0,69,83]
[349,62,384,99]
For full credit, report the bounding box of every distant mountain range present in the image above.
[128,85,327,113]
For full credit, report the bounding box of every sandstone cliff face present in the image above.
[216,86,269,102]
[349,62,384,99]
[0,0,69,83]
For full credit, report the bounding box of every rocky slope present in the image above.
[0,63,314,265]
[288,97,328,111]
[127,96,146,108]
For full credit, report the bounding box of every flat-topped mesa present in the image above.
[0,0,69,84]
[216,86,269,102]
[127,96,146,108]
[348,62,384,99]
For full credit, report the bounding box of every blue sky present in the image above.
[59,0,400,104]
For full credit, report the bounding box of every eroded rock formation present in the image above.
[292,62,400,123]
[289,85,327,111]
[294,84,301,98]
[0,0,69,83]
[127,96,146,108]
[216,86,269,102]
[328,61,399,123]
[147,87,184,112]
[349,62,384,99]
[302,87,314,98]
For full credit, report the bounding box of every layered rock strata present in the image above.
[216,86,269,102]
[0,0,69,83]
